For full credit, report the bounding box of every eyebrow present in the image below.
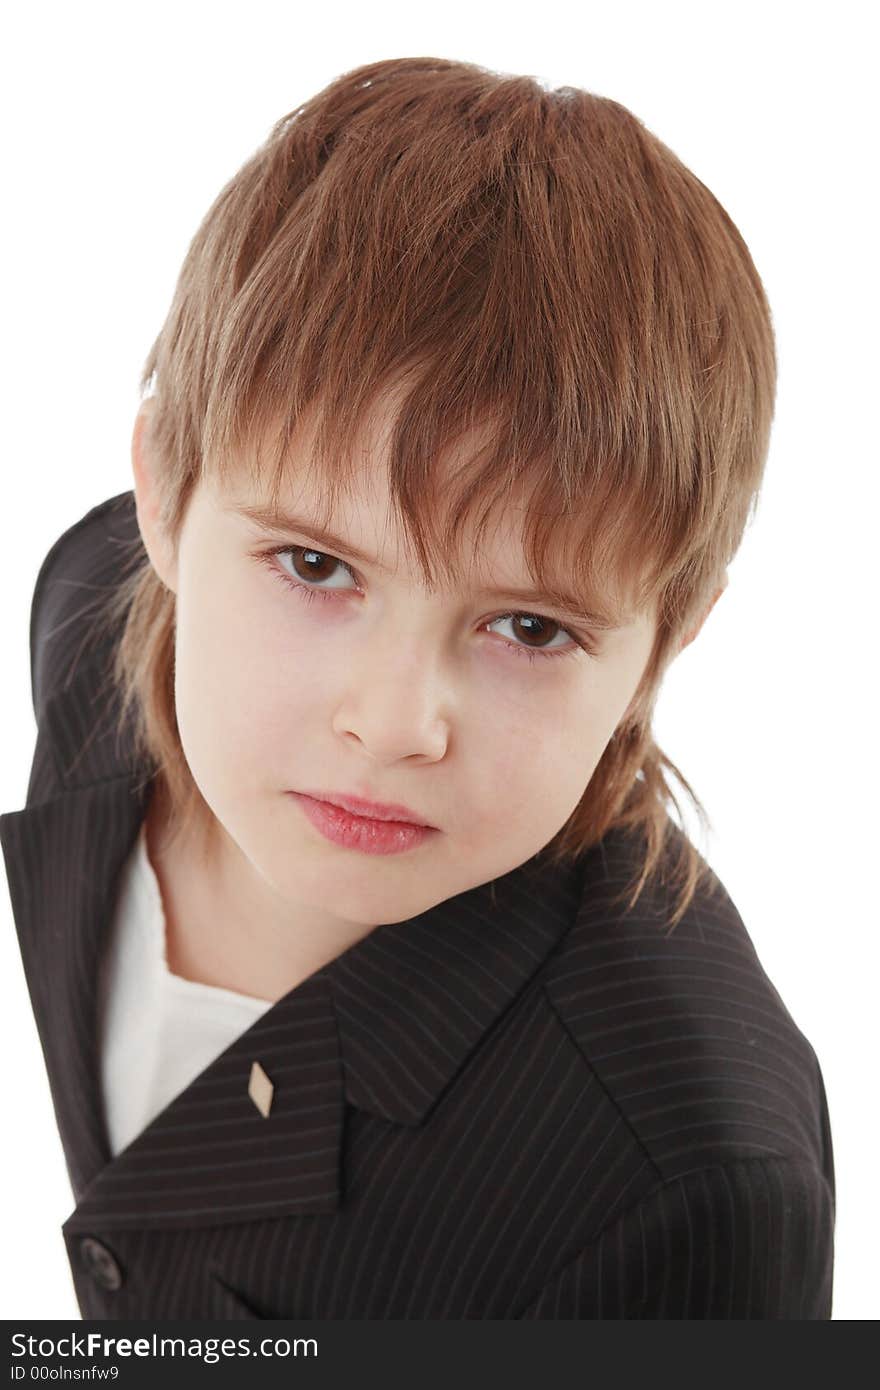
[231,502,626,630]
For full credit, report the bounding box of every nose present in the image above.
[331,633,450,763]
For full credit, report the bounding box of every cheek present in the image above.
[469,684,605,819]
[172,574,294,779]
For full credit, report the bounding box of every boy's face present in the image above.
[134,400,661,945]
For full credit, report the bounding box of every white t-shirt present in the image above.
[97,820,275,1157]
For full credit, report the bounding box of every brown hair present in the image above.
[97,56,776,932]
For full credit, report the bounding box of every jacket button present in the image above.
[78,1236,124,1291]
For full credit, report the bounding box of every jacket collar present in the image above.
[0,645,589,1233]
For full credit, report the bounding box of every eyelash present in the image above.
[255,545,596,664]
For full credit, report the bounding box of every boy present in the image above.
[0,55,834,1318]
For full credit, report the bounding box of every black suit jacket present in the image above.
[0,492,836,1319]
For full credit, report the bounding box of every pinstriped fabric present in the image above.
[65,973,347,1228]
[540,844,830,1178]
[517,1156,834,1318]
[0,492,836,1318]
[329,850,585,1125]
[24,719,65,806]
[28,492,141,724]
[1,779,148,1196]
[63,985,661,1319]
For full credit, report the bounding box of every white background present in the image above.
[1,0,876,1321]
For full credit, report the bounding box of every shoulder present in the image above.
[29,490,139,719]
[518,1151,834,1317]
[542,820,831,1185]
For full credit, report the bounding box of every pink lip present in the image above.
[293,788,434,828]
[288,792,437,856]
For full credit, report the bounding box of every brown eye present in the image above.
[508,613,563,648]
[293,548,339,583]
[486,611,582,661]
[276,546,358,592]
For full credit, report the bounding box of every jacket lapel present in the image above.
[326,844,587,1126]
[1,754,350,1233]
[1,773,149,1197]
[62,964,346,1233]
